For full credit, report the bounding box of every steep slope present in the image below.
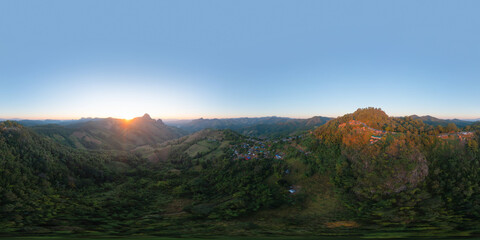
[0,121,143,232]
[31,114,186,150]
[308,107,480,226]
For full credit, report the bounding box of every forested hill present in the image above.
[2,108,480,237]
[0,121,145,233]
[317,107,478,136]
[30,114,187,150]
[308,108,480,231]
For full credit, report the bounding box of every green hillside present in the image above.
[1,108,480,238]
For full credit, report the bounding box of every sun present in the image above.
[101,105,148,121]
[121,114,138,120]
[112,112,141,121]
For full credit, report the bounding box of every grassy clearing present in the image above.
[185,140,219,157]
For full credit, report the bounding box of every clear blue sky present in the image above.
[1,0,479,120]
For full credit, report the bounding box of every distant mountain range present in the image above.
[165,116,333,138]
[165,116,292,131]
[3,113,479,150]
[409,115,474,128]
[30,114,186,150]
[463,118,480,122]
[2,115,334,150]
[16,118,95,126]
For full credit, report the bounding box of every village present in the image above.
[228,119,477,161]
[339,120,390,144]
[437,131,475,141]
[230,138,285,161]
[340,119,476,144]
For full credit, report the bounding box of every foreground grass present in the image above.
[6,235,480,240]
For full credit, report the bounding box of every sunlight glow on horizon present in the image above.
[2,67,480,121]
[1,1,480,120]
[3,109,479,121]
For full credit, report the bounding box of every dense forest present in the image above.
[1,108,480,238]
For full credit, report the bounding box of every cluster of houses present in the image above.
[230,139,285,161]
[370,135,382,144]
[340,119,476,144]
[338,120,365,128]
[368,129,387,144]
[339,120,389,145]
[438,131,474,141]
[0,125,20,132]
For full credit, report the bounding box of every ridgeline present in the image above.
[1,108,480,238]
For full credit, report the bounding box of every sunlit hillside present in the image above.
[1,108,480,238]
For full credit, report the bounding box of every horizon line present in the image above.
[1,114,480,122]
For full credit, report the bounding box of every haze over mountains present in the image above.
[7,113,478,147]
[30,114,186,150]
[409,115,473,128]
[13,115,335,151]
[10,114,477,129]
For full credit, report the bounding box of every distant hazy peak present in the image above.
[142,113,152,120]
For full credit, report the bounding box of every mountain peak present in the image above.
[142,113,152,120]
